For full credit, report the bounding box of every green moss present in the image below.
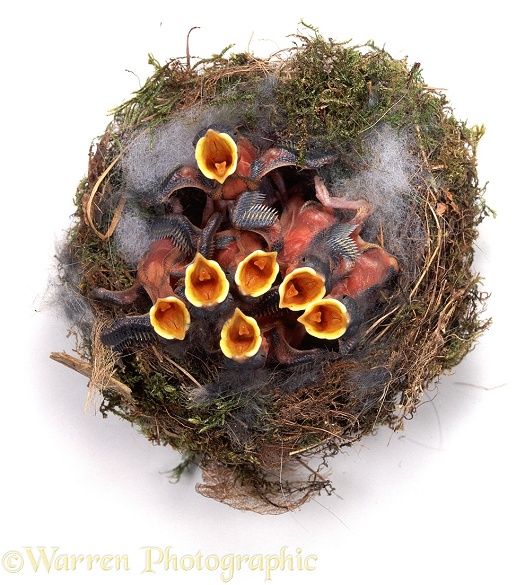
[67,221,133,299]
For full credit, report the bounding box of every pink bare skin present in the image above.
[331,247,399,297]
[201,138,260,224]
[278,176,371,273]
[220,137,259,200]
[90,238,186,306]
[213,229,266,270]
[313,175,372,224]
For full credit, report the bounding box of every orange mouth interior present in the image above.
[220,308,262,360]
[298,298,350,339]
[279,267,326,310]
[150,296,191,340]
[235,250,279,297]
[195,129,238,184]
[185,253,229,307]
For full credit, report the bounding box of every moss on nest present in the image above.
[53,25,490,513]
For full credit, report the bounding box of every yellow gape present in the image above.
[149,296,191,340]
[278,267,326,311]
[185,253,229,308]
[220,308,262,362]
[235,250,279,297]
[195,129,238,183]
[298,298,351,340]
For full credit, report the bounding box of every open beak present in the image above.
[278,267,326,311]
[149,296,191,340]
[185,252,229,308]
[297,298,350,340]
[220,308,263,362]
[234,250,279,297]
[195,129,238,184]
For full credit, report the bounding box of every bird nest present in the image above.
[52,27,490,513]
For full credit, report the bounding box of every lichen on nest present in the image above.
[52,25,490,513]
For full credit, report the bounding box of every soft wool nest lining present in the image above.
[52,30,489,513]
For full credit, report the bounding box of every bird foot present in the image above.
[314,176,372,225]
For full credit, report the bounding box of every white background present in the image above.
[1,1,522,583]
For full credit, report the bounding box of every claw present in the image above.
[314,175,372,224]
[90,280,143,307]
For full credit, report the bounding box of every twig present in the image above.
[186,27,200,70]
[49,351,132,399]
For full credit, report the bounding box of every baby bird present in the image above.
[95,125,400,368]
[93,236,191,348]
[140,127,337,216]
[139,127,258,208]
[94,212,230,350]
